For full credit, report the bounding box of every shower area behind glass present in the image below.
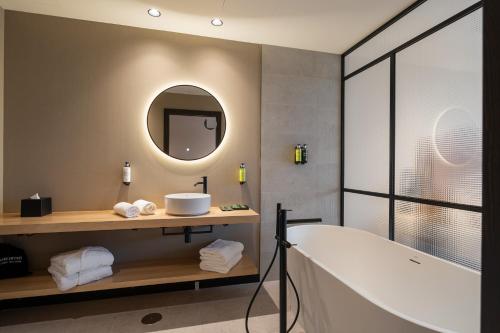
[341,0,483,270]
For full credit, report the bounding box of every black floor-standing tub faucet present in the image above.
[245,203,322,333]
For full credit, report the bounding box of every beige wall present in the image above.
[3,12,261,269]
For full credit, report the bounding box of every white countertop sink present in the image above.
[164,193,211,216]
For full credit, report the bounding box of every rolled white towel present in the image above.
[199,239,244,264]
[200,253,242,274]
[48,265,113,292]
[50,246,114,276]
[113,202,140,218]
[133,199,157,215]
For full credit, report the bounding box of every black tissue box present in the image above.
[21,197,52,217]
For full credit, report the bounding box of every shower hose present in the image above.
[244,241,301,333]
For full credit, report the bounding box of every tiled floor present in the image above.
[159,314,304,333]
[0,282,304,333]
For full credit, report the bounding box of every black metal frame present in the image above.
[340,1,484,242]
[481,0,500,330]
[163,108,223,160]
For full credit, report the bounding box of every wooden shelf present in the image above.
[0,207,259,235]
[0,255,258,300]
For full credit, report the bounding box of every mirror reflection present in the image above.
[147,85,226,160]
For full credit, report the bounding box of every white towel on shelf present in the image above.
[199,239,244,264]
[200,254,240,266]
[133,199,157,215]
[48,265,113,292]
[200,253,242,274]
[50,246,115,276]
[113,202,140,218]
[200,251,242,267]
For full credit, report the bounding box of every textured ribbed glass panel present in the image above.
[344,192,389,238]
[345,0,477,75]
[395,201,481,270]
[395,10,482,206]
[345,60,390,193]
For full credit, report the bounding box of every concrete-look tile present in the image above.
[313,52,341,80]
[156,314,305,333]
[260,45,340,314]
[261,74,322,107]
[263,44,340,81]
[261,103,317,137]
[262,45,316,78]
[263,281,280,307]
[0,284,282,333]
[1,310,131,333]
[0,319,83,333]
[313,163,340,193]
[315,122,340,165]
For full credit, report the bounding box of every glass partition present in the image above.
[345,193,389,238]
[342,2,482,270]
[345,0,478,75]
[344,60,390,193]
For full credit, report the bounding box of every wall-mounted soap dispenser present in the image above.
[123,162,131,185]
[301,144,308,164]
[294,144,308,165]
[239,163,247,184]
[294,145,302,164]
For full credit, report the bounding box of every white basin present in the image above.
[164,193,211,216]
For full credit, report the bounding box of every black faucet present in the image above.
[194,176,208,194]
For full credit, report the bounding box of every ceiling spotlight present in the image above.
[148,8,161,17]
[211,17,223,27]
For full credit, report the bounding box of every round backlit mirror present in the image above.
[147,85,226,161]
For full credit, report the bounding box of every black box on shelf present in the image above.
[20,197,52,217]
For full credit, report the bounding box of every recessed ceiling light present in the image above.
[211,17,223,27]
[148,8,161,18]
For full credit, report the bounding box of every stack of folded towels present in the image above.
[48,246,114,291]
[199,239,244,274]
[113,199,157,218]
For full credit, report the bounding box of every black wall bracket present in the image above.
[161,226,214,243]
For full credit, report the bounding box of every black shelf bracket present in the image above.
[161,226,214,243]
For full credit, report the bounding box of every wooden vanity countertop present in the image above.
[0,208,260,235]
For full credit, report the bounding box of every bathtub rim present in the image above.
[287,224,480,333]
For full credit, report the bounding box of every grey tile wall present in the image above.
[260,45,341,278]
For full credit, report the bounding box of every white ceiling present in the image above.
[0,0,415,54]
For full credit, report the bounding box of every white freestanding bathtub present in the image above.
[287,225,480,333]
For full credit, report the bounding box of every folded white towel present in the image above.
[48,265,113,291]
[133,199,157,215]
[200,253,242,274]
[200,253,241,266]
[50,246,114,276]
[113,202,140,218]
[199,239,244,264]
